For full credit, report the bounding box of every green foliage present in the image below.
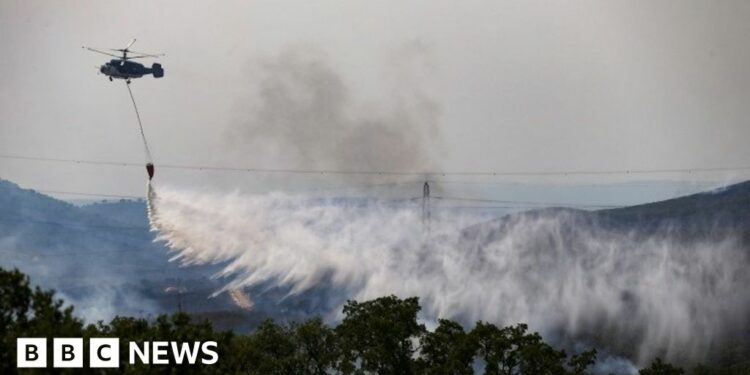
[471,321,592,375]
[0,268,84,375]
[294,318,339,374]
[241,319,299,374]
[336,296,426,374]
[568,349,597,375]
[639,358,684,375]
[417,319,476,375]
[5,266,738,374]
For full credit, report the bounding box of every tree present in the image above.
[336,295,426,374]
[241,319,300,374]
[0,268,83,375]
[0,267,668,374]
[639,358,685,375]
[417,319,476,375]
[471,322,592,375]
[472,321,519,375]
[293,318,339,375]
[567,349,597,375]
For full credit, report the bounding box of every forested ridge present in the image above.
[3,267,743,375]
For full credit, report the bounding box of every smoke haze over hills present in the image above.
[147,181,750,367]
[1,176,750,371]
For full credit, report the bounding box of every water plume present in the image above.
[147,183,750,367]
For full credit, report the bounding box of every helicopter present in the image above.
[83,39,164,84]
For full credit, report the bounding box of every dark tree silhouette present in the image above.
[336,296,426,374]
[10,267,742,374]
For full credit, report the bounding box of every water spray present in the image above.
[145,185,750,366]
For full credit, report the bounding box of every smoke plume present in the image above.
[227,48,440,175]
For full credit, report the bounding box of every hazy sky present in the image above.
[2,1,750,204]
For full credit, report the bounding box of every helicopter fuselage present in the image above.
[100,59,164,81]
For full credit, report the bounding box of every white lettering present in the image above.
[171,342,201,364]
[201,341,219,365]
[152,341,169,364]
[129,342,149,364]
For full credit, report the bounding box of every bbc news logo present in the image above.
[17,338,218,368]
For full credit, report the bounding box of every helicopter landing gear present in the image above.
[109,76,113,82]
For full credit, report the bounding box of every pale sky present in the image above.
[2,1,750,205]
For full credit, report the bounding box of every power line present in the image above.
[0,154,138,167]
[8,180,634,210]
[3,153,750,177]
[431,196,623,209]
[36,189,144,200]
[427,179,725,189]
[7,184,627,211]
[292,180,425,194]
[429,205,541,210]
[0,217,149,231]
[29,183,423,201]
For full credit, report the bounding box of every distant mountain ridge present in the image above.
[596,180,750,233]
[0,179,242,323]
[0,179,335,328]
[462,179,750,245]
[2,178,750,330]
[3,178,749,368]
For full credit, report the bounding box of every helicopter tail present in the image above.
[152,63,164,78]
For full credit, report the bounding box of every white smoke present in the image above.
[147,183,750,368]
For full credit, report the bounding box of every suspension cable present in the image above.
[125,82,153,163]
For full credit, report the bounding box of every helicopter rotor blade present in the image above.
[111,39,137,53]
[82,46,121,58]
[127,49,165,56]
[127,53,165,59]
